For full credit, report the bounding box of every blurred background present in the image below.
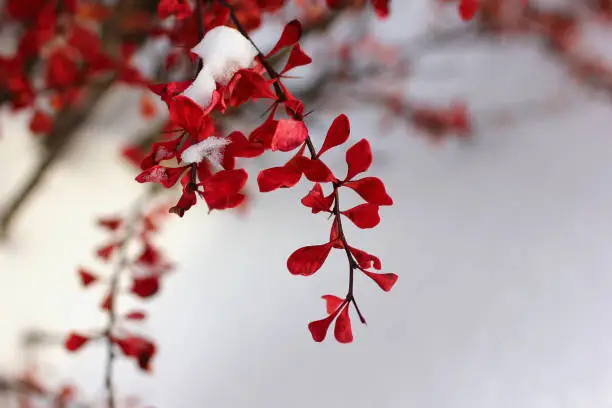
[3,0,612,407]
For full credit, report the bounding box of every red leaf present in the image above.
[301,183,334,213]
[67,25,102,60]
[330,218,343,247]
[201,169,248,211]
[169,184,197,217]
[131,275,160,298]
[46,50,78,88]
[158,0,191,20]
[97,217,122,231]
[284,98,304,117]
[371,0,390,18]
[121,144,147,168]
[296,157,335,182]
[101,291,112,311]
[225,131,265,158]
[326,0,344,9]
[257,0,285,12]
[168,96,205,135]
[458,0,478,21]
[322,295,345,314]
[308,314,336,342]
[318,114,350,157]
[362,270,398,292]
[114,336,156,372]
[287,243,332,276]
[345,139,372,181]
[29,110,53,134]
[257,165,302,192]
[349,246,382,270]
[140,93,156,118]
[271,119,308,152]
[96,242,118,262]
[281,44,312,74]
[7,0,47,19]
[77,268,98,287]
[227,70,275,106]
[344,177,393,206]
[266,20,302,57]
[139,136,183,170]
[135,165,187,188]
[248,117,278,149]
[124,311,147,320]
[64,332,89,352]
[334,304,353,343]
[137,243,161,267]
[341,203,380,229]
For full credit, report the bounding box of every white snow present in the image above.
[180,67,216,108]
[190,25,258,86]
[180,136,231,169]
[179,26,258,108]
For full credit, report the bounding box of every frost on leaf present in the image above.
[180,136,230,169]
[190,25,258,85]
[135,165,187,188]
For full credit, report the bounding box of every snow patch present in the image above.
[180,137,231,169]
[191,25,258,86]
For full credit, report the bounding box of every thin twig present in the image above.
[103,185,158,408]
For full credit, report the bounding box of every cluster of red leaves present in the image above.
[64,201,172,373]
[11,368,76,408]
[0,0,151,135]
[135,0,396,342]
[325,0,390,18]
[461,0,612,89]
[458,0,479,21]
[377,93,472,143]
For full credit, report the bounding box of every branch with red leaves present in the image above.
[0,375,88,408]
[0,0,159,239]
[133,0,398,343]
[64,185,171,406]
